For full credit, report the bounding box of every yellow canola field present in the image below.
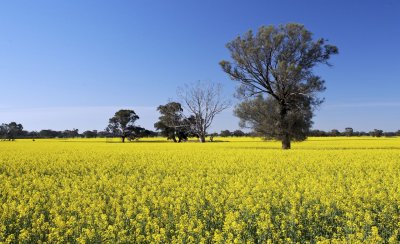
[1,137,400,243]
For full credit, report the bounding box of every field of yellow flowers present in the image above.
[1,137,400,243]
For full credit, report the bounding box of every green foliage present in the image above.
[106,109,140,142]
[220,23,338,149]
[154,102,191,142]
[220,130,232,137]
[0,122,24,141]
[235,95,312,142]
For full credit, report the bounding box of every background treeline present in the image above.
[308,128,400,137]
[0,122,158,141]
[1,121,399,141]
[219,128,400,137]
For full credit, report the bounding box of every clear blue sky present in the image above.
[0,0,399,132]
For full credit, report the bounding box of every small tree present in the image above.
[83,130,98,138]
[220,130,232,137]
[154,102,191,142]
[62,129,79,138]
[106,109,140,143]
[233,130,245,137]
[344,127,353,137]
[220,23,338,149]
[330,129,340,137]
[371,129,383,137]
[177,81,230,143]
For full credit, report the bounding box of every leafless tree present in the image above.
[177,81,230,142]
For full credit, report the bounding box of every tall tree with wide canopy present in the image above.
[220,23,338,149]
[106,109,139,143]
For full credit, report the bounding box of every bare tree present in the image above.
[177,81,230,143]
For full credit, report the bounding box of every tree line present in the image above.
[309,128,400,137]
[2,118,398,142]
[0,122,157,141]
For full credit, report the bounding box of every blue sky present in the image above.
[0,0,399,132]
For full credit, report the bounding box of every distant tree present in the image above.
[308,129,327,137]
[396,130,400,136]
[62,129,79,138]
[20,130,29,138]
[97,130,113,138]
[344,127,353,137]
[371,129,383,137]
[106,109,140,143]
[39,129,62,138]
[83,130,98,138]
[0,122,24,141]
[27,131,39,139]
[220,23,338,149]
[330,129,340,137]
[154,102,191,142]
[233,130,245,137]
[139,129,158,138]
[383,131,396,137]
[220,130,232,137]
[177,81,230,143]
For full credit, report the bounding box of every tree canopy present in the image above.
[235,95,313,142]
[106,109,140,143]
[154,102,191,142]
[0,122,24,141]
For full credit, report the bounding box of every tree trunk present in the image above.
[199,135,206,143]
[282,133,291,149]
[172,136,177,143]
[121,136,126,143]
[280,103,291,150]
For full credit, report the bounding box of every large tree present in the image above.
[177,81,230,143]
[220,23,338,149]
[106,109,140,143]
[154,102,191,142]
[0,122,24,141]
